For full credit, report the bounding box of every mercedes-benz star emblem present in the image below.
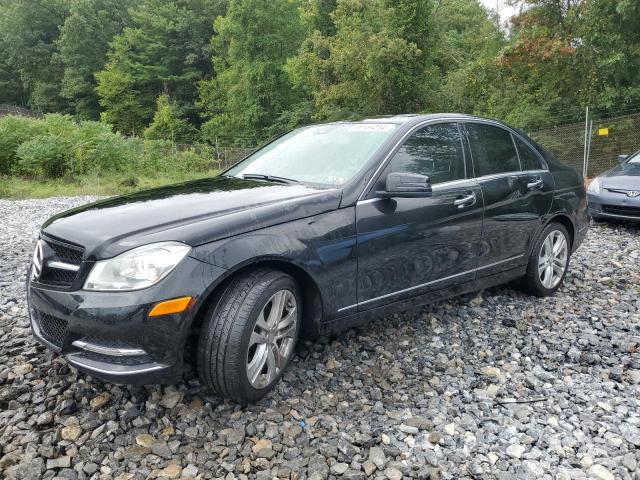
[32,240,45,279]
[627,191,640,198]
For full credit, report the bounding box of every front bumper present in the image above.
[27,256,226,384]
[588,190,640,221]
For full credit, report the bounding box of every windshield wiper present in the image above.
[242,173,299,185]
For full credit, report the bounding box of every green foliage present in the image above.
[0,0,70,112]
[16,134,71,177]
[286,0,436,121]
[57,0,136,119]
[95,0,223,135]
[198,0,306,143]
[0,114,215,179]
[428,0,503,114]
[144,94,197,142]
[95,67,147,135]
[2,0,640,157]
[578,0,640,114]
[0,116,48,174]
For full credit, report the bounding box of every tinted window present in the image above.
[385,123,465,184]
[466,123,520,176]
[514,136,543,170]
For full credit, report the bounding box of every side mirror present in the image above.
[376,172,432,198]
[618,154,629,164]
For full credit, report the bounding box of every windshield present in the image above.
[628,151,640,164]
[225,123,399,186]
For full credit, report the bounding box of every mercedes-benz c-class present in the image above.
[27,114,589,402]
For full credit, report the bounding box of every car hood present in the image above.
[42,176,341,260]
[600,162,640,190]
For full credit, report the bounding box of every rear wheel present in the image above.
[521,223,570,297]
[197,269,300,403]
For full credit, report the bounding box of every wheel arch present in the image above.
[544,213,575,249]
[525,213,576,264]
[189,257,324,342]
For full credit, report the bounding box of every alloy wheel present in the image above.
[537,230,568,289]
[246,289,298,389]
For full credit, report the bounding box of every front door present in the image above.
[355,122,483,312]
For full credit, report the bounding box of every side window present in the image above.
[514,136,544,170]
[466,123,520,176]
[384,123,465,184]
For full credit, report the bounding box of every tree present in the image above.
[577,0,640,115]
[198,0,306,144]
[144,93,195,142]
[286,0,435,121]
[428,0,504,114]
[95,67,146,135]
[484,0,583,127]
[300,0,337,37]
[57,0,136,119]
[96,0,223,135]
[0,0,70,112]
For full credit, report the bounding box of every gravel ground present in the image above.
[1,196,639,480]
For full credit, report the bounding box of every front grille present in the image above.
[33,308,68,348]
[40,268,77,285]
[603,204,640,217]
[48,241,84,264]
[37,238,85,288]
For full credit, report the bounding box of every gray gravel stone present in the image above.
[46,456,71,469]
[1,198,639,479]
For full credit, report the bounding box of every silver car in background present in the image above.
[587,150,640,221]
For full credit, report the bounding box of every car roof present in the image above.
[330,113,495,126]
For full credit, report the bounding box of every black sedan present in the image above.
[587,150,640,221]
[27,114,588,402]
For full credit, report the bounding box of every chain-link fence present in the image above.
[202,112,640,178]
[208,111,640,177]
[176,143,256,171]
[0,104,43,118]
[529,111,640,178]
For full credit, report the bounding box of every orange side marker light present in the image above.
[148,296,193,317]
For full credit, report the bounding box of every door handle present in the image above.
[453,192,477,209]
[527,177,544,190]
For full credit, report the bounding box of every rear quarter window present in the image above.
[514,136,544,170]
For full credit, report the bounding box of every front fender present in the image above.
[190,208,358,322]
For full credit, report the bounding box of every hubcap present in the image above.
[246,289,298,389]
[538,230,568,289]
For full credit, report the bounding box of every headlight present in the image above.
[587,177,601,194]
[84,242,191,291]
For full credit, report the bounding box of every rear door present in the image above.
[512,133,555,239]
[464,122,552,276]
[354,122,483,312]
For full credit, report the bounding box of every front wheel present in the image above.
[197,269,301,403]
[521,223,571,297]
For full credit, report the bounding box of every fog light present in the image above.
[148,296,193,317]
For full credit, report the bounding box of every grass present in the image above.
[0,170,220,199]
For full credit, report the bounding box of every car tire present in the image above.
[197,269,301,403]
[521,223,571,297]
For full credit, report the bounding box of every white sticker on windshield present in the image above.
[348,124,395,132]
[325,176,346,185]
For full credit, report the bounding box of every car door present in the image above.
[512,132,555,238]
[464,122,553,276]
[354,122,483,312]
